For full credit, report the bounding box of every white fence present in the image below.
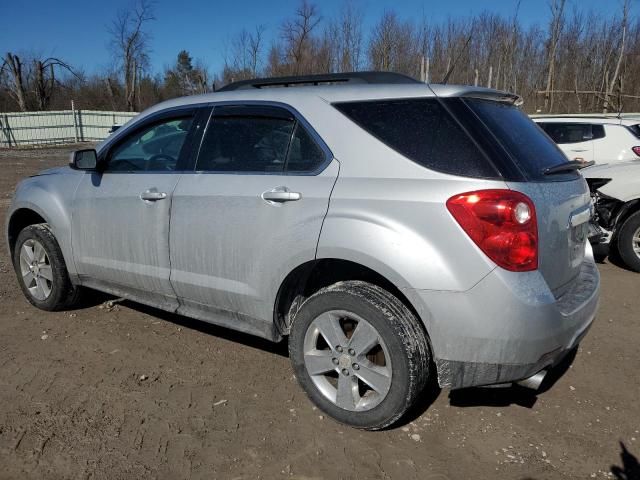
[0,110,138,147]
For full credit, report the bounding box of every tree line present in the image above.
[1,0,637,114]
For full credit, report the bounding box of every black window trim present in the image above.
[191,100,334,176]
[97,105,205,174]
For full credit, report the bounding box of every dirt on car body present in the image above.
[0,145,639,479]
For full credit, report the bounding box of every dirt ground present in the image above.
[0,145,638,480]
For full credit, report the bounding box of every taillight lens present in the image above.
[632,146,640,157]
[446,189,538,272]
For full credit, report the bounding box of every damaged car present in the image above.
[6,72,600,430]
[585,161,640,272]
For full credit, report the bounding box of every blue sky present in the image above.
[0,0,626,76]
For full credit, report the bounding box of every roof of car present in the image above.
[531,114,640,126]
[138,82,521,120]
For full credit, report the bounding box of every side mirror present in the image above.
[70,149,98,170]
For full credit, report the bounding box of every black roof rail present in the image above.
[217,71,420,92]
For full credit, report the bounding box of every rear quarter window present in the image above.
[333,98,500,179]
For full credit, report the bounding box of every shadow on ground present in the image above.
[612,442,640,480]
[118,298,289,357]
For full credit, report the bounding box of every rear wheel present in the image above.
[13,224,82,310]
[289,281,431,430]
[616,211,640,272]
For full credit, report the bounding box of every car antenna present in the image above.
[441,31,474,85]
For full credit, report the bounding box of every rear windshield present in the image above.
[333,98,500,179]
[464,99,578,181]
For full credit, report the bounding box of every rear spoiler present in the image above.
[428,84,523,106]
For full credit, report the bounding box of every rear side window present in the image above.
[196,105,327,174]
[592,124,605,140]
[465,99,577,181]
[538,122,593,144]
[334,98,499,178]
[286,122,326,173]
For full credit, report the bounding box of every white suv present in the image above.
[532,115,640,164]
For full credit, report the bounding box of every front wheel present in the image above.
[615,211,640,272]
[289,281,431,430]
[13,224,82,310]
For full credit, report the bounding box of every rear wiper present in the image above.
[543,160,595,175]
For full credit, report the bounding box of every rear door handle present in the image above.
[140,190,167,201]
[262,187,301,203]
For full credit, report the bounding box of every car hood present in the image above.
[30,165,75,177]
[582,161,640,202]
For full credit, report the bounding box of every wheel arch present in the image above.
[7,198,77,280]
[7,207,48,255]
[273,258,433,346]
[614,198,640,231]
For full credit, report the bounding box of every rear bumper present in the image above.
[406,258,600,389]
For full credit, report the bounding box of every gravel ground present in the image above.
[0,145,639,480]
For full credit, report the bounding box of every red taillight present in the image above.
[446,189,538,272]
[632,146,640,157]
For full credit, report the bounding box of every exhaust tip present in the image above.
[516,370,547,390]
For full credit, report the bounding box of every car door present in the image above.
[540,122,595,162]
[169,104,339,334]
[71,107,206,309]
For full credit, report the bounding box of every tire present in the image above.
[615,211,640,273]
[12,224,82,311]
[289,280,431,430]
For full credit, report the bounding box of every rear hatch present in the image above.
[457,97,592,296]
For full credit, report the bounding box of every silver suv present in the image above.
[6,72,600,430]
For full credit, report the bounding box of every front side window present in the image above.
[106,117,193,172]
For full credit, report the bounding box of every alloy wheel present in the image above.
[303,309,392,412]
[19,239,53,301]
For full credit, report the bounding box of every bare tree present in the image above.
[603,0,629,112]
[108,0,155,111]
[543,0,566,113]
[32,57,79,110]
[329,0,364,72]
[280,0,322,74]
[225,25,266,80]
[1,53,28,111]
[369,11,419,76]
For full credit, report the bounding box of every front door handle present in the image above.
[262,187,302,203]
[140,190,167,201]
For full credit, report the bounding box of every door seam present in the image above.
[314,158,341,259]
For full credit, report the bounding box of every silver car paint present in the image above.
[6,83,600,389]
[8,167,83,281]
[71,171,181,312]
[169,160,339,338]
